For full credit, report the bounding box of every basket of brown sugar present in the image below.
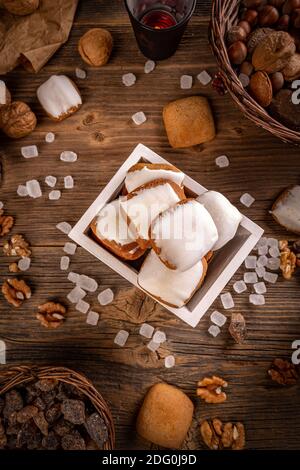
[210,0,300,145]
[0,366,115,450]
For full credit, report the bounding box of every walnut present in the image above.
[268,358,299,385]
[247,27,273,54]
[279,239,297,279]
[0,101,37,139]
[0,209,14,236]
[282,53,300,80]
[2,0,39,16]
[2,278,31,307]
[196,376,228,404]
[9,262,19,273]
[200,419,245,450]
[3,234,31,258]
[252,31,296,73]
[37,302,67,329]
[78,28,113,67]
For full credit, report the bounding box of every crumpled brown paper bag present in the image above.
[0,0,79,74]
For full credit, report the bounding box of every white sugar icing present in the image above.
[95,198,136,246]
[138,250,204,308]
[37,75,82,118]
[197,190,242,250]
[125,166,184,193]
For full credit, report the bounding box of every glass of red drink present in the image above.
[124,0,197,60]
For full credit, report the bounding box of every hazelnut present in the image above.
[228,41,248,64]
[291,8,300,27]
[240,61,254,75]
[269,0,285,7]
[243,9,258,25]
[0,101,37,139]
[243,0,266,7]
[258,5,280,26]
[282,52,300,79]
[238,20,252,35]
[282,0,300,15]
[2,0,39,16]
[270,72,285,92]
[78,28,113,67]
[277,14,290,30]
[227,26,247,45]
[249,71,273,107]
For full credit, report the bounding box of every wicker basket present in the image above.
[0,365,115,450]
[210,0,300,145]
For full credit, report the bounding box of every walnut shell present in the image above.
[249,71,273,107]
[252,31,296,73]
[282,52,300,79]
[78,28,113,67]
[2,0,39,15]
[0,101,37,139]
[247,27,273,54]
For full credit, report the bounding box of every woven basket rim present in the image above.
[0,365,115,450]
[210,0,300,145]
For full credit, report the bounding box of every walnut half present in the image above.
[0,209,14,237]
[200,419,245,450]
[3,234,31,258]
[2,278,31,307]
[196,376,228,404]
[37,302,67,329]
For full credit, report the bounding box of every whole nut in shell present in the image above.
[252,31,296,72]
[243,9,258,25]
[283,0,300,15]
[270,71,285,92]
[243,0,266,7]
[228,41,248,64]
[247,27,273,54]
[258,5,280,26]
[269,0,286,7]
[282,52,300,79]
[227,26,247,45]
[78,28,113,67]
[238,20,252,35]
[0,101,37,139]
[2,0,39,15]
[249,71,273,107]
[291,8,300,27]
[240,61,254,75]
[277,14,291,30]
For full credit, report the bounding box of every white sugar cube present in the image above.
[239,73,250,88]
[210,310,227,327]
[68,271,80,283]
[215,155,229,168]
[144,60,155,74]
[26,180,42,198]
[60,256,70,271]
[49,190,61,200]
[254,281,267,294]
[255,266,266,278]
[220,292,234,309]
[139,323,154,339]
[263,271,278,284]
[45,132,55,143]
[240,192,255,207]
[153,330,167,344]
[258,245,268,256]
[21,145,38,158]
[67,286,86,303]
[180,75,193,89]
[98,288,114,305]
[86,310,99,326]
[64,242,77,255]
[256,237,268,248]
[122,73,136,87]
[56,221,72,234]
[208,325,221,337]
[17,185,28,197]
[233,280,247,294]
[164,355,175,369]
[267,238,278,248]
[64,175,74,189]
[18,257,31,271]
[249,294,265,305]
[78,275,98,292]
[0,340,6,365]
[132,111,147,126]
[244,272,258,284]
[257,255,268,267]
[197,70,212,86]
[45,175,57,188]
[269,246,280,258]
[114,330,129,347]
[245,256,257,269]
[60,151,77,162]
[147,340,160,352]
[75,299,90,314]
[267,257,280,271]
[75,67,87,79]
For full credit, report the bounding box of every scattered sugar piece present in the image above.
[0,81,6,104]
[197,70,212,86]
[78,275,98,293]
[269,246,280,258]
[233,280,247,294]
[208,325,221,337]
[67,286,86,304]
[75,67,87,79]
[215,155,229,168]
[49,190,61,201]
[180,74,193,89]
[211,310,227,327]
[147,340,160,352]
[258,245,268,256]
[254,282,267,294]
[26,180,42,198]
[64,175,74,189]
[60,151,77,162]
[0,340,6,365]
[45,175,57,188]
[75,299,90,314]
[249,294,265,305]
[68,271,80,283]
[139,323,154,339]
[98,288,114,305]
[267,257,280,271]
[45,132,55,143]
[17,185,28,197]
[256,237,268,249]
[263,271,278,284]
[220,292,234,309]
[0,201,3,209]
[56,222,72,234]
[239,73,250,88]
[244,272,258,284]
[245,256,257,269]
[132,111,147,126]
[240,192,255,207]
[165,355,175,369]
[257,255,268,267]
[153,331,167,344]
[144,60,155,74]
[114,330,129,347]
[21,145,38,158]
[255,266,266,278]
[60,256,70,271]
[267,238,278,248]
[86,310,99,326]
[122,73,136,87]
[64,242,77,255]
[18,257,31,272]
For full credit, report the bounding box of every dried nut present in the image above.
[232,423,246,451]
[229,313,247,344]
[277,14,291,30]
[78,28,113,67]
[283,0,300,15]
[252,31,296,72]
[3,234,31,258]
[270,71,285,92]
[243,9,258,25]
[282,52,300,79]
[2,0,39,15]
[227,26,247,45]
[0,210,14,236]
[280,242,297,279]
[240,61,254,75]
[238,20,252,35]
[268,358,299,384]
[258,5,280,26]
[0,101,37,139]
[37,302,67,329]
[247,27,273,54]
[200,419,245,450]
[291,8,300,27]
[228,41,248,64]
[2,278,31,308]
[9,262,19,273]
[249,71,273,107]
[196,376,228,404]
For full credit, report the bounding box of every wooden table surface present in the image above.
[0,0,299,451]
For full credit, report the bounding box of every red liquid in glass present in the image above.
[140,9,177,30]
